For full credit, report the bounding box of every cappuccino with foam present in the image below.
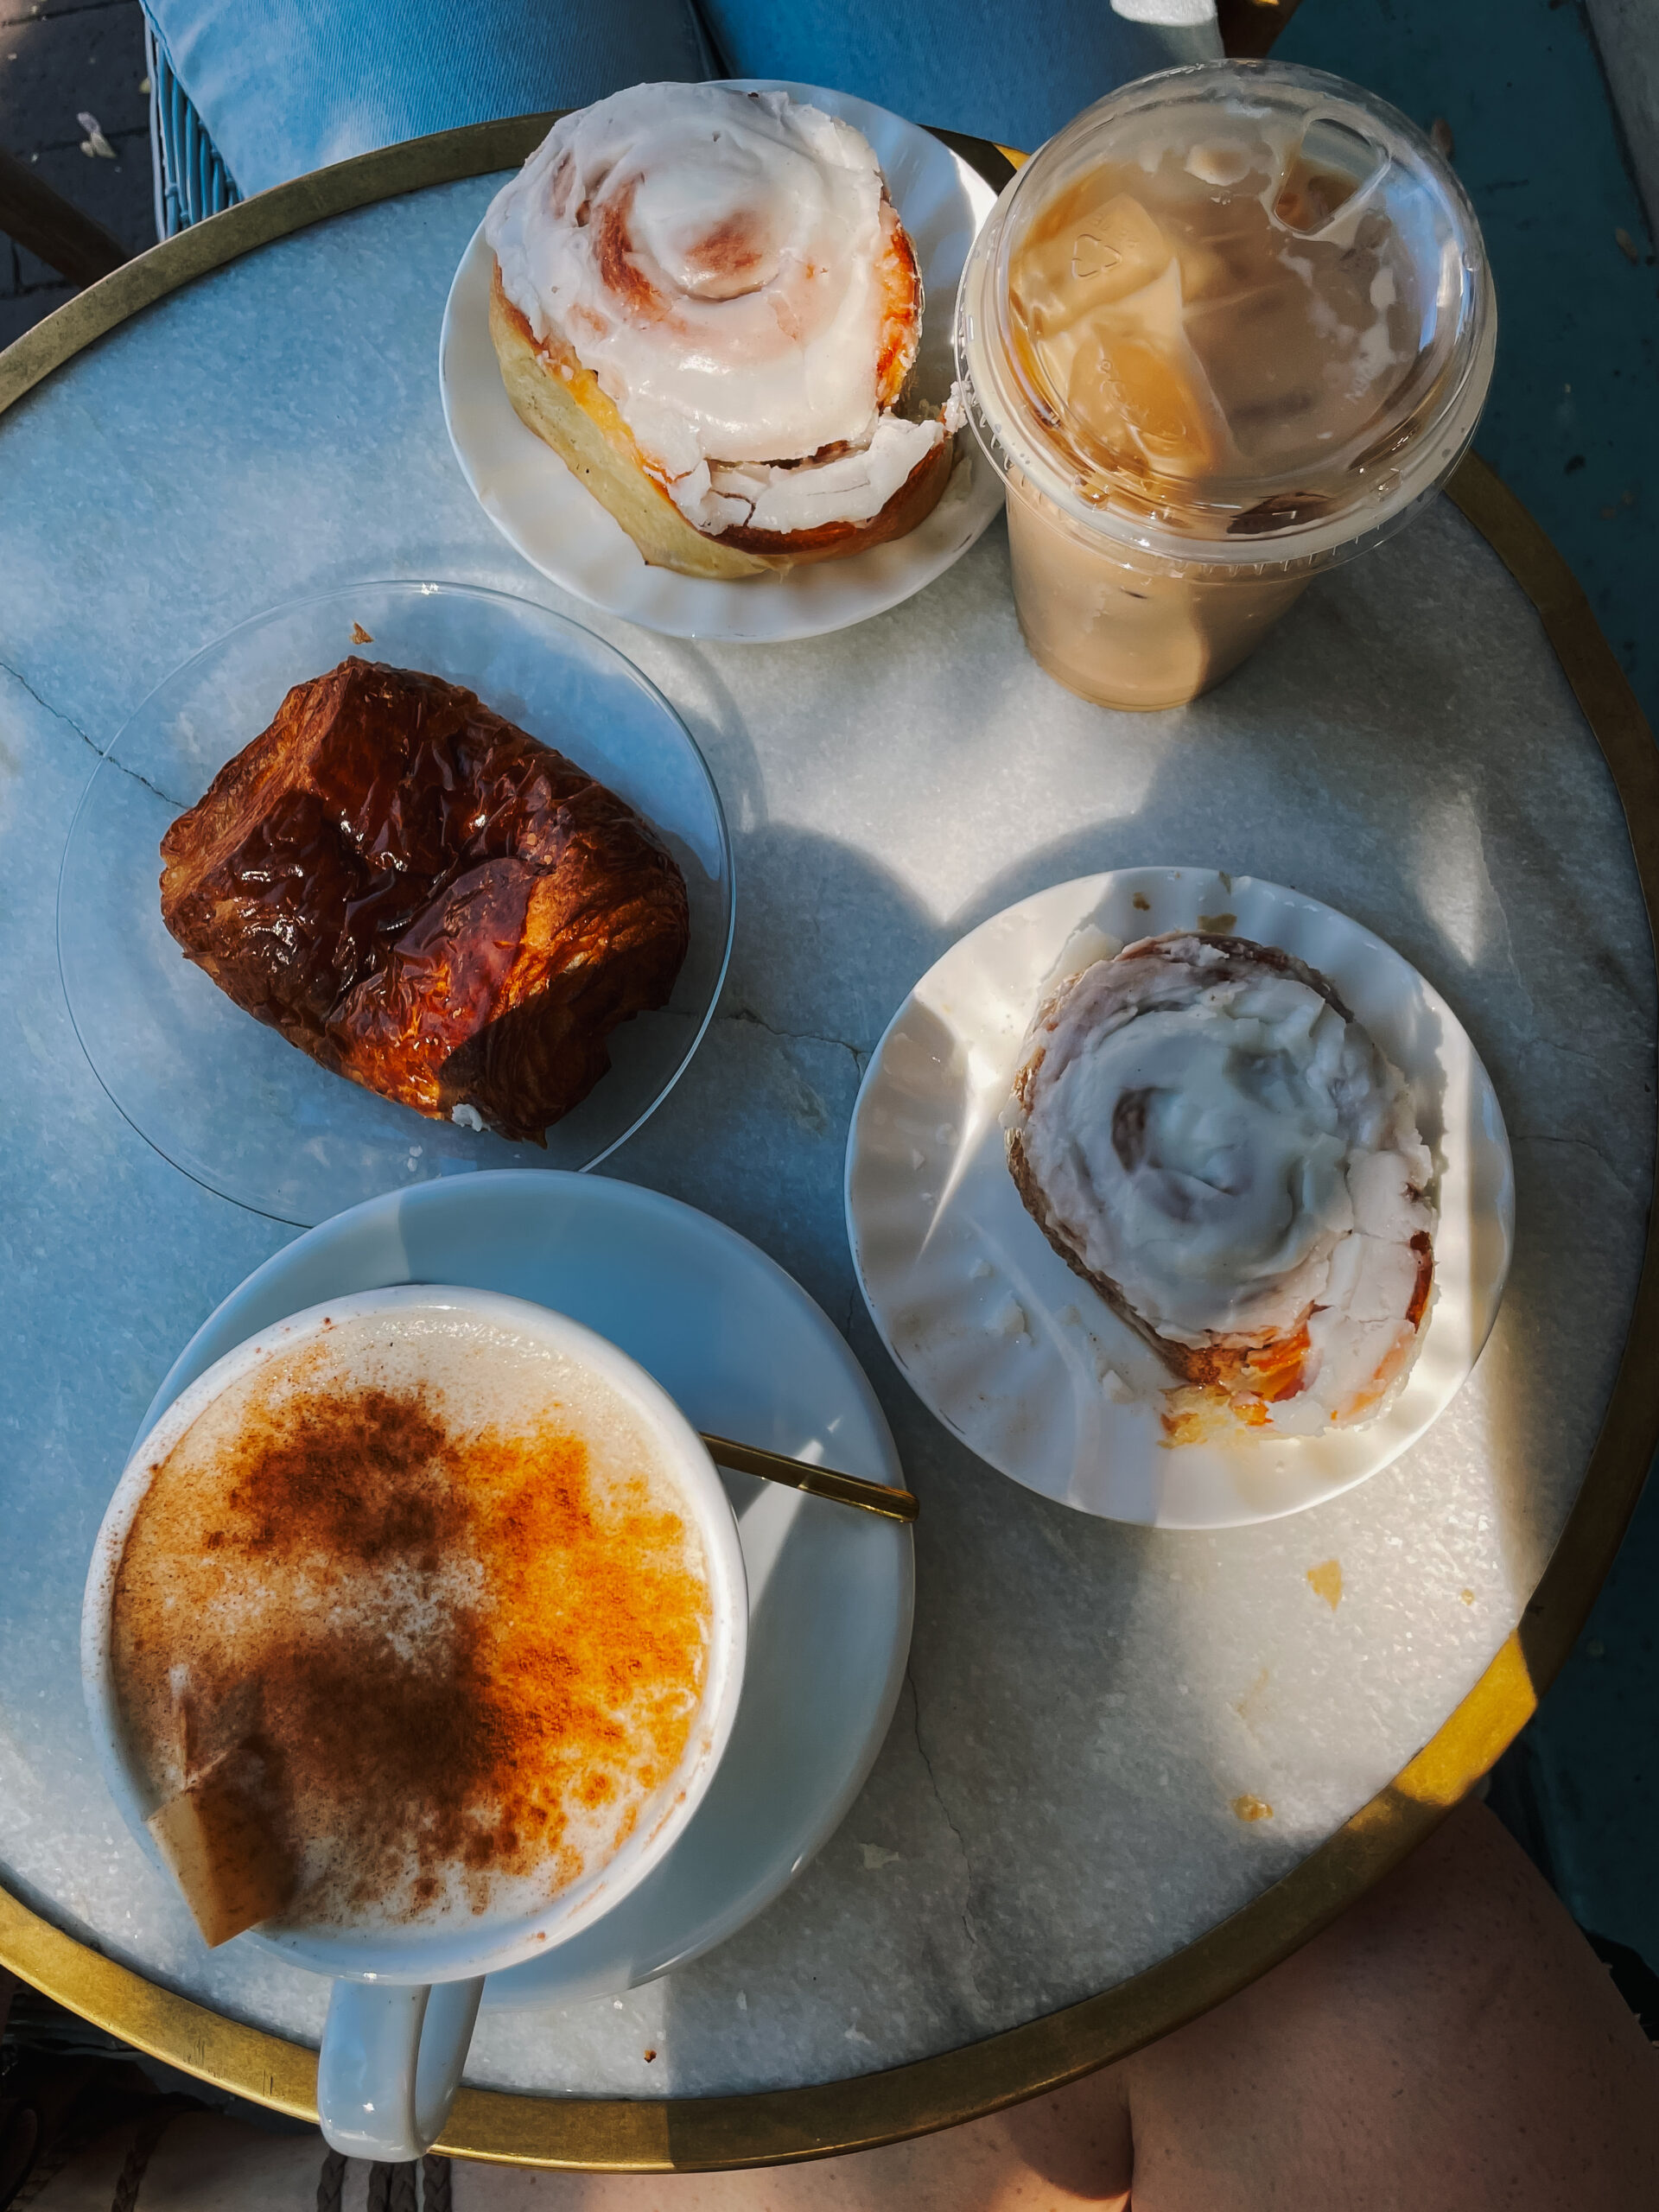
[111,1305,714,1942]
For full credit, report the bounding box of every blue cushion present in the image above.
[145,0,715,197]
[146,0,1220,200]
[702,1,1220,151]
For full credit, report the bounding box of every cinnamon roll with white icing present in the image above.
[484,84,956,578]
[1005,933,1437,1439]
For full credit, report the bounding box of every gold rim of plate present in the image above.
[2,117,1656,2173]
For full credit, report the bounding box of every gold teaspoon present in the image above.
[700,1433,919,1523]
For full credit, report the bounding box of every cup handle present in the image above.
[318,1975,485,2160]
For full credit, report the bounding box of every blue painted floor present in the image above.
[1279,0,1659,1973]
[1281,0,1658,723]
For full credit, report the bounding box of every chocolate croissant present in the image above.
[158,658,690,1141]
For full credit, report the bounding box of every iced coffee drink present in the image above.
[957,63,1495,709]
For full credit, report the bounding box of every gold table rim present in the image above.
[2,116,1656,2175]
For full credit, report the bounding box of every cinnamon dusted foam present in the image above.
[111,1313,711,1932]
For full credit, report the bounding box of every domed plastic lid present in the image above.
[958,60,1496,565]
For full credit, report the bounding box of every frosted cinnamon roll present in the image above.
[484,83,955,578]
[1005,933,1436,1438]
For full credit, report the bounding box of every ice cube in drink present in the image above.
[957,63,1493,709]
[1007,125,1421,520]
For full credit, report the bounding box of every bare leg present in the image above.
[451,2092,1130,2211]
[454,1804,1656,2210]
[24,1806,1651,2208]
[1110,1800,1659,2210]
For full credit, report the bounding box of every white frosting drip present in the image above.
[486,84,936,533]
[696,411,943,535]
[1012,938,1434,1428]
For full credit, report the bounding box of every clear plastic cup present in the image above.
[956,60,1497,710]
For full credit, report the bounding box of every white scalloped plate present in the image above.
[845,869,1516,1529]
[439,81,1003,643]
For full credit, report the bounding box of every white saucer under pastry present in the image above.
[141,1173,913,2009]
[439,82,1005,644]
[844,869,1516,1531]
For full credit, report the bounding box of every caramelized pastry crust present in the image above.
[159,658,690,1141]
[488,269,954,577]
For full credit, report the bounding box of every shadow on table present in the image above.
[639,541,1648,2091]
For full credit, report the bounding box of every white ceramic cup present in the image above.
[81,1286,748,2162]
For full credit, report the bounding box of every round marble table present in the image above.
[2,123,1656,2171]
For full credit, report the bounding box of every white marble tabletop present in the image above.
[0,175,1654,2105]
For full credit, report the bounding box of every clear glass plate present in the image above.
[57,582,734,1225]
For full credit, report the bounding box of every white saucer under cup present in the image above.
[138,1173,913,2013]
[845,868,1516,1530]
[439,83,1006,645]
[86,1283,750,2160]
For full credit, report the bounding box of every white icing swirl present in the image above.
[1045,989,1354,1338]
[485,84,943,534]
[1011,935,1434,1427]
